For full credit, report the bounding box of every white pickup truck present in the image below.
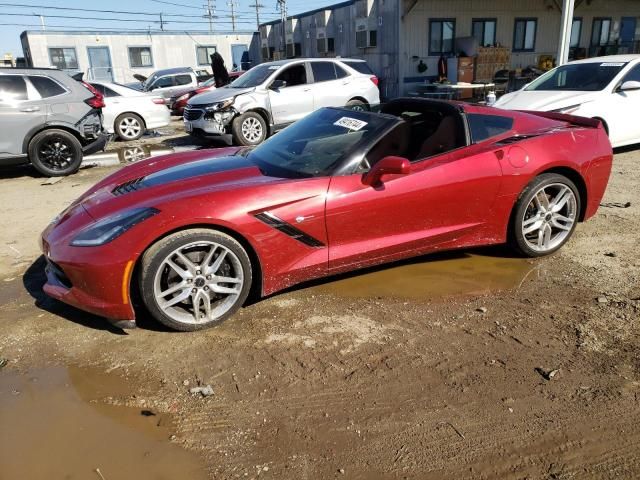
[127,67,213,100]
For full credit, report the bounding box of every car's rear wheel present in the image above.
[115,113,145,141]
[140,229,252,331]
[511,173,580,257]
[346,99,368,111]
[231,112,267,146]
[29,129,83,177]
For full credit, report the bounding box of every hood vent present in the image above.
[112,177,146,196]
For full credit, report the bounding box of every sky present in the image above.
[0,0,341,58]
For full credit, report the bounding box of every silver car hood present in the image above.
[188,86,255,106]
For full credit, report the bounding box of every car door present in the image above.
[149,75,175,96]
[267,62,314,126]
[309,61,350,109]
[607,62,640,145]
[0,74,46,155]
[325,123,504,272]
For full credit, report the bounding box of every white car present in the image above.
[495,55,640,148]
[90,82,171,141]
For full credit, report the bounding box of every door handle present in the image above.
[303,87,311,92]
[20,106,40,112]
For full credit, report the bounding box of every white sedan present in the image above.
[90,81,171,141]
[495,55,640,148]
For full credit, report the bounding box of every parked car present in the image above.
[169,71,244,116]
[126,67,212,100]
[183,58,380,146]
[0,68,108,176]
[41,98,612,331]
[495,54,640,148]
[89,81,171,141]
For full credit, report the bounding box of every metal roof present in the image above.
[260,0,355,26]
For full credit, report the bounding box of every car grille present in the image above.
[184,107,204,121]
[112,177,146,196]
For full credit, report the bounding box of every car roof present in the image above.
[260,57,368,67]
[569,54,640,64]
[152,66,194,75]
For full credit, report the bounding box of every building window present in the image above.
[513,18,537,52]
[128,47,153,68]
[48,47,78,70]
[472,19,496,47]
[591,17,611,46]
[196,45,217,66]
[429,19,456,55]
[569,18,582,48]
[327,37,335,52]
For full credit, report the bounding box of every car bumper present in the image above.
[184,109,234,135]
[145,106,172,130]
[41,214,137,325]
[82,133,111,156]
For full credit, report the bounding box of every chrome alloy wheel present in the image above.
[119,116,142,139]
[153,241,244,325]
[521,183,577,253]
[241,117,263,142]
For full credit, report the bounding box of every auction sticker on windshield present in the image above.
[334,117,368,131]
[600,62,626,67]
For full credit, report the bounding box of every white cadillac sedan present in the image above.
[495,55,640,148]
[90,81,171,141]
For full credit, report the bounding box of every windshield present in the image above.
[248,108,399,178]
[142,72,158,89]
[229,63,278,88]
[525,61,628,91]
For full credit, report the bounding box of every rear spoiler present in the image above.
[518,110,603,129]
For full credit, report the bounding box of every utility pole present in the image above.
[276,0,287,54]
[248,1,264,29]
[203,0,215,34]
[36,13,45,31]
[159,12,164,31]
[228,1,237,32]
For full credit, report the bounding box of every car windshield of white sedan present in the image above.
[525,62,628,91]
[248,108,398,178]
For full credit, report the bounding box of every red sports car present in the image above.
[41,99,612,331]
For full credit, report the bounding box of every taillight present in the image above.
[81,81,105,108]
[370,76,379,87]
[152,98,166,105]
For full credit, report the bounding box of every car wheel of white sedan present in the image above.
[511,173,581,257]
[115,113,145,141]
[140,228,252,331]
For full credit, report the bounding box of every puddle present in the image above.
[311,251,536,299]
[83,145,197,168]
[0,366,207,480]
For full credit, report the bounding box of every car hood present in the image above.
[495,89,598,111]
[74,148,286,220]
[188,86,254,106]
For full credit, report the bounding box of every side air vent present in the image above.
[494,134,541,146]
[112,177,145,196]
[255,212,325,247]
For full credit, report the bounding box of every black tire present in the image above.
[231,112,267,146]
[510,173,581,258]
[346,99,368,111]
[139,228,252,331]
[115,113,145,141]
[28,129,83,177]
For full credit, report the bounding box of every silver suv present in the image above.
[0,68,107,176]
[184,58,380,146]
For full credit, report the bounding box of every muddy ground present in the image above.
[0,131,639,479]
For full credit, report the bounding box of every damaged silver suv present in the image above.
[0,68,108,176]
[183,58,380,146]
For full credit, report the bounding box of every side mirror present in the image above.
[363,156,410,186]
[270,79,287,90]
[618,80,640,92]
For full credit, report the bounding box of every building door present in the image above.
[87,47,113,82]
[620,17,637,52]
[231,44,249,71]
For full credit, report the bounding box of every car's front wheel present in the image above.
[29,129,83,177]
[511,173,581,257]
[231,112,267,146]
[115,113,145,141]
[140,229,252,331]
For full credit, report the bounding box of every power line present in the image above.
[147,0,202,10]
[0,22,250,32]
[248,1,264,29]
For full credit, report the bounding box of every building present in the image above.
[259,0,640,98]
[20,30,260,84]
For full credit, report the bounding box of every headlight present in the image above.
[550,104,582,114]
[205,98,234,111]
[70,208,159,247]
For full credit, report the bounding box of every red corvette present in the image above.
[41,99,612,331]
